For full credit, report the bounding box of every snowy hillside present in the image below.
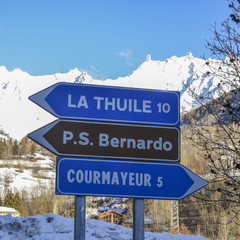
[0,53,220,140]
[0,213,209,240]
[0,152,54,194]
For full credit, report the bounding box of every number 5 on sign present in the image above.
[157,177,163,187]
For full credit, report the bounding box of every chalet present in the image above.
[96,209,127,225]
[0,206,20,217]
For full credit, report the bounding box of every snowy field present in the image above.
[0,152,55,194]
[0,213,209,240]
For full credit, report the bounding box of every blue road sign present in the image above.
[29,82,180,126]
[56,158,208,200]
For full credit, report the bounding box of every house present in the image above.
[96,209,127,225]
[0,206,20,217]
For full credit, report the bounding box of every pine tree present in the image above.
[30,143,36,156]
[0,141,6,158]
[14,192,23,214]
[4,190,23,214]
[12,140,19,156]
[4,189,15,208]
[0,195,3,206]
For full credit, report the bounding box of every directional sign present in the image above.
[28,119,180,162]
[56,157,208,200]
[29,82,180,126]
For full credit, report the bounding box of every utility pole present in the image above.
[170,200,179,234]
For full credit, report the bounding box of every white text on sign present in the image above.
[63,131,173,152]
[68,94,171,114]
[66,169,163,188]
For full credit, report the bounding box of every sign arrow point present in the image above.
[29,83,58,116]
[180,166,208,199]
[28,120,60,155]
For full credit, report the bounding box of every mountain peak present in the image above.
[68,68,81,75]
[0,53,223,140]
[0,66,9,74]
[145,54,151,62]
[186,52,194,58]
[12,68,29,76]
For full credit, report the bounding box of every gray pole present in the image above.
[74,196,86,240]
[133,198,144,240]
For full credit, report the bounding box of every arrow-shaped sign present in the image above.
[28,119,180,162]
[56,157,208,200]
[29,82,180,126]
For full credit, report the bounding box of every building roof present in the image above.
[97,210,127,219]
[98,207,126,214]
[0,206,19,213]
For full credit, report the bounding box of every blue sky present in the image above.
[0,0,230,79]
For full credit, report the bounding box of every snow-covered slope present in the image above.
[0,213,209,240]
[0,53,220,140]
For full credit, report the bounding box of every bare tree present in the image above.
[187,0,240,223]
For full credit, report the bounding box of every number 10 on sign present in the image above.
[157,102,170,113]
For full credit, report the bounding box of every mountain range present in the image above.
[0,53,220,140]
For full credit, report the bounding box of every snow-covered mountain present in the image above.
[0,53,220,140]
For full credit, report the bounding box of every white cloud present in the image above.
[118,50,131,59]
[78,65,105,80]
[90,65,101,73]
[117,49,134,66]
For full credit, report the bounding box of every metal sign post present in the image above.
[133,199,144,240]
[74,196,86,240]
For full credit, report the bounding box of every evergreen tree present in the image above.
[14,192,23,214]
[4,190,23,214]
[0,195,3,206]
[4,189,15,208]
[0,141,6,158]
[30,143,36,156]
[12,140,19,156]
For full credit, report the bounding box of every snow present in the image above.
[0,152,55,194]
[0,53,223,140]
[0,206,18,213]
[0,134,8,140]
[0,167,54,194]
[0,154,52,169]
[0,213,209,240]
